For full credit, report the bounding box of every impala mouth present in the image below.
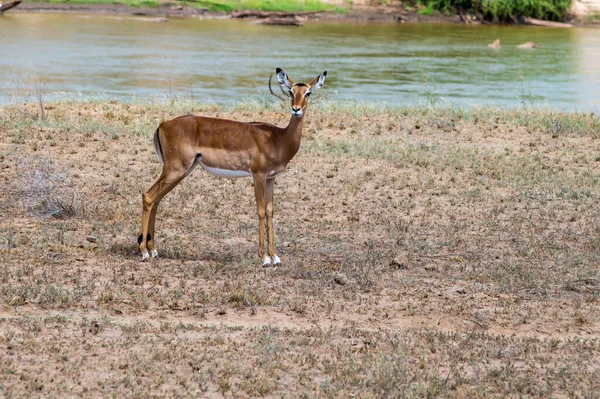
[291,109,303,117]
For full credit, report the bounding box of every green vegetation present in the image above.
[46,0,160,7]
[191,0,341,12]
[587,12,600,22]
[417,2,433,15]
[411,0,572,22]
[41,0,340,12]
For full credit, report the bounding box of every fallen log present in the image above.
[254,16,303,26]
[522,17,573,28]
[0,0,22,14]
[231,10,322,19]
[394,14,407,22]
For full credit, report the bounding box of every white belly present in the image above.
[197,160,252,178]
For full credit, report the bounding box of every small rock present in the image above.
[447,286,467,295]
[333,272,349,286]
[424,263,438,272]
[89,320,102,335]
[86,235,97,243]
[390,252,410,270]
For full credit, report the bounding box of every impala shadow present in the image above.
[109,239,252,263]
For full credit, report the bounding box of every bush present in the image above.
[412,0,572,22]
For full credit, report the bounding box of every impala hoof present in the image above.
[141,251,150,262]
[150,249,159,259]
[262,255,272,267]
[262,255,281,267]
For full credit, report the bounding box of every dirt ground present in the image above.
[1,99,599,397]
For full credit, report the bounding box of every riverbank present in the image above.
[8,0,449,22]
[9,0,598,25]
[1,99,599,397]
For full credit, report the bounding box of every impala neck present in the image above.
[285,113,305,149]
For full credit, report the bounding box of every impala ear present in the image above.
[276,68,293,90]
[309,71,327,91]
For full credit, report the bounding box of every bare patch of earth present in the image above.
[13,1,214,17]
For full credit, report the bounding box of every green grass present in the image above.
[417,2,433,15]
[193,0,341,12]
[586,13,600,22]
[41,0,341,12]
[46,0,160,7]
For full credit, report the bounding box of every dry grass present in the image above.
[1,99,599,397]
[5,156,79,219]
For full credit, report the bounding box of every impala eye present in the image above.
[305,92,311,98]
[288,90,293,97]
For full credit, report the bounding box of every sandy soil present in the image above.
[1,99,599,397]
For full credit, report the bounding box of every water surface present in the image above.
[1,13,599,109]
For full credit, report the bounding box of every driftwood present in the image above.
[255,16,303,26]
[522,17,573,28]
[231,10,322,19]
[0,0,22,14]
[488,39,500,48]
[517,41,537,49]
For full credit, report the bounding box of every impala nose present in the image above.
[291,107,302,116]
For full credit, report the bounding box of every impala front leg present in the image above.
[253,173,271,266]
[140,177,162,261]
[146,203,160,258]
[266,177,280,265]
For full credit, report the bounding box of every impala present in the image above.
[138,68,327,265]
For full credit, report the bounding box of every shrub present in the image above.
[411,0,572,22]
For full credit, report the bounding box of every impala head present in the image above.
[276,68,327,118]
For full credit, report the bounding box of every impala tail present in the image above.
[153,127,164,164]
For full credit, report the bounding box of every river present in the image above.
[1,13,599,109]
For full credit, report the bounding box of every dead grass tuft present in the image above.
[6,155,78,219]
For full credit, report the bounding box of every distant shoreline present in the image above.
[3,2,458,25]
[6,1,599,26]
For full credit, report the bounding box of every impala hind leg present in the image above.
[266,178,280,265]
[139,169,188,261]
[146,163,197,258]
